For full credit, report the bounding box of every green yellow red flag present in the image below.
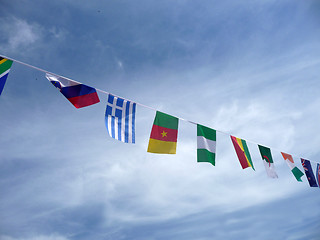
[230,136,254,170]
[147,111,179,154]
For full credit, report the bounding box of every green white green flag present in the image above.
[197,124,216,166]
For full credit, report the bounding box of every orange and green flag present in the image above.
[281,152,304,182]
[230,135,255,170]
[147,111,179,154]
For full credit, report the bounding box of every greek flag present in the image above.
[105,94,136,143]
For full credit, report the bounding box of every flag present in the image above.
[0,57,13,95]
[281,152,304,182]
[147,111,178,154]
[301,159,318,187]
[105,94,136,143]
[46,73,100,108]
[197,124,216,166]
[316,163,320,188]
[231,136,254,170]
[258,145,278,178]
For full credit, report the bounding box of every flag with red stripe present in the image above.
[46,73,100,108]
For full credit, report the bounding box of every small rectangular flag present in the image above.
[197,124,216,166]
[105,94,136,143]
[316,163,320,188]
[46,73,100,108]
[0,57,13,95]
[231,136,254,170]
[281,152,304,182]
[258,145,278,178]
[147,111,178,154]
[301,159,318,187]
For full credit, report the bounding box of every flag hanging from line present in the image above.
[316,163,320,188]
[281,152,304,182]
[147,111,178,154]
[197,124,216,166]
[301,158,318,187]
[258,145,278,178]
[0,57,13,95]
[231,136,254,170]
[46,73,100,108]
[105,94,136,143]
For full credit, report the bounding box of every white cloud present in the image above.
[0,17,42,53]
[49,27,68,41]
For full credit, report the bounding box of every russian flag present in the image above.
[46,73,100,108]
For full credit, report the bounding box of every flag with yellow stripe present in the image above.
[231,135,255,170]
[0,57,13,95]
[147,111,179,154]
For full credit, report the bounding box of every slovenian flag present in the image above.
[0,57,13,95]
[46,73,100,108]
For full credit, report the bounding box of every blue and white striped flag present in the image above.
[105,94,136,143]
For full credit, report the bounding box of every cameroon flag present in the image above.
[147,111,179,154]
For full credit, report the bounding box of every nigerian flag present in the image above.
[197,124,216,166]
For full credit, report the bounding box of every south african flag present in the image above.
[0,57,13,95]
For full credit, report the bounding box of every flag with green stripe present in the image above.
[0,57,13,95]
[147,111,179,154]
[281,152,304,182]
[197,124,216,166]
[258,145,278,178]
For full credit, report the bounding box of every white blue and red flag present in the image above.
[105,94,136,143]
[46,73,100,108]
[301,158,318,187]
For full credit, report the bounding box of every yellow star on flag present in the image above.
[161,130,168,137]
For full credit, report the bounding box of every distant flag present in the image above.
[301,159,318,187]
[0,57,13,95]
[46,73,100,108]
[105,94,136,143]
[231,136,254,170]
[197,124,216,166]
[147,111,178,154]
[316,163,320,188]
[281,152,304,182]
[258,145,278,178]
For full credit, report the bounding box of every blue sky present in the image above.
[1,1,320,239]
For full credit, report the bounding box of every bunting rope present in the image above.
[1,54,319,165]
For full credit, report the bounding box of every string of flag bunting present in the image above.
[1,54,320,189]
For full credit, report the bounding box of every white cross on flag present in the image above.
[105,94,136,143]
